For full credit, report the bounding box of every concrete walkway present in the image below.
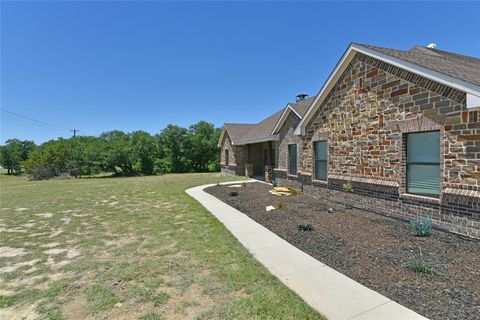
[186,182,428,320]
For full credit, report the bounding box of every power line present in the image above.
[0,108,70,130]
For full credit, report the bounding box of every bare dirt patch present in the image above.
[206,182,480,320]
[0,302,39,320]
[0,246,27,257]
[35,212,54,218]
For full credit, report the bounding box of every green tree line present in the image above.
[0,121,221,180]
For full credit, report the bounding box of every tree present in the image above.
[0,139,36,174]
[131,131,158,175]
[99,131,135,175]
[157,125,191,173]
[188,121,220,172]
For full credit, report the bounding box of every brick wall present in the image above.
[277,52,480,238]
[220,132,246,176]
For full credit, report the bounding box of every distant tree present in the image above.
[157,125,191,173]
[131,130,158,175]
[99,131,135,175]
[188,121,220,172]
[24,138,76,179]
[0,139,36,174]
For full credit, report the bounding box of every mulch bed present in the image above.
[205,182,480,320]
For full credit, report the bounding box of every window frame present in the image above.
[224,149,229,167]
[288,144,298,176]
[405,130,441,198]
[313,140,328,181]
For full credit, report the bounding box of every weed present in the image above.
[85,283,121,311]
[229,191,238,197]
[406,246,437,275]
[272,180,278,187]
[342,181,353,193]
[139,313,164,320]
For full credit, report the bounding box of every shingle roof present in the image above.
[223,123,256,143]
[235,108,284,144]
[356,43,480,86]
[223,96,315,145]
[290,96,316,117]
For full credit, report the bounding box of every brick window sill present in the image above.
[312,179,328,185]
[400,193,441,204]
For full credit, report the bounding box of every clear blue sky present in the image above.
[1,1,479,144]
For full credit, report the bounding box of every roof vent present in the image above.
[296,93,309,101]
[427,43,437,49]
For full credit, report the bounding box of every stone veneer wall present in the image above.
[275,111,303,174]
[277,52,480,238]
[220,132,245,176]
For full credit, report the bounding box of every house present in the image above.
[218,43,480,238]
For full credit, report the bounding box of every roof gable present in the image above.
[295,43,480,135]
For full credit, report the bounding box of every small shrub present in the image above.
[297,223,314,232]
[343,181,353,193]
[272,180,278,187]
[276,201,287,209]
[229,191,238,197]
[410,215,433,237]
[407,258,436,275]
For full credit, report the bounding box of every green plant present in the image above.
[229,191,238,197]
[297,223,314,232]
[410,215,433,237]
[342,181,353,193]
[342,181,353,209]
[407,258,435,274]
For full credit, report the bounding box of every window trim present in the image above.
[313,140,328,182]
[224,149,229,166]
[288,144,298,176]
[405,130,441,198]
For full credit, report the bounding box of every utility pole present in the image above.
[71,129,79,137]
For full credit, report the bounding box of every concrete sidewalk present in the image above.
[186,182,428,320]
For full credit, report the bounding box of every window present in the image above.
[406,131,440,197]
[288,144,297,175]
[314,141,327,181]
[225,149,229,166]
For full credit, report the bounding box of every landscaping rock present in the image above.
[327,208,334,213]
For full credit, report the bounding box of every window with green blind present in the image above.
[314,141,327,181]
[406,131,440,197]
[288,144,297,175]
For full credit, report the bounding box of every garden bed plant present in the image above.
[207,182,480,320]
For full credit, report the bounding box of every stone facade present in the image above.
[220,132,245,176]
[277,53,480,238]
[275,111,303,174]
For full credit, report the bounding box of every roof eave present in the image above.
[236,134,279,145]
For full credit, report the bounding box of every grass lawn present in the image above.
[0,173,323,320]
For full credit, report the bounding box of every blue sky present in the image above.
[1,1,479,144]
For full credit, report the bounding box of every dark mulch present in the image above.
[205,182,480,320]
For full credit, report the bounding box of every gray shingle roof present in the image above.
[223,123,256,144]
[290,96,316,117]
[356,43,480,86]
[223,96,315,145]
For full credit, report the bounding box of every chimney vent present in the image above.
[427,43,437,49]
[296,93,309,101]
